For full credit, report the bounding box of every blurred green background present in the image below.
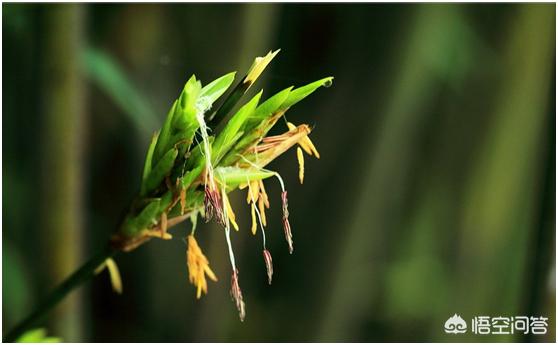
[2,3,556,342]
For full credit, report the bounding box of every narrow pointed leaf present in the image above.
[279,77,334,111]
[215,166,274,186]
[152,100,177,164]
[141,148,178,196]
[212,91,262,164]
[183,136,215,171]
[179,165,204,190]
[121,198,161,236]
[173,75,201,130]
[243,87,292,131]
[141,132,159,185]
[200,72,236,106]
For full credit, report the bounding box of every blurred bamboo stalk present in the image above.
[522,86,555,342]
[457,7,554,341]
[39,4,86,341]
[238,3,280,69]
[316,5,466,340]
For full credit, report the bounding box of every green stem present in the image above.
[3,245,118,343]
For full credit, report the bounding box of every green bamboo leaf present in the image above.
[141,148,178,196]
[219,87,293,166]
[212,91,262,164]
[213,131,244,166]
[220,78,333,167]
[152,100,178,165]
[183,136,215,171]
[141,132,159,185]
[279,77,334,111]
[132,199,161,232]
[220,111,283,167]
[215,167,274,186]
[173,75,201,131]
[179,164,204,190]
[167,190,204,218]
[153,75,202,164]
[243,86,292,131]
[157,191,174,214]
[120,194,173,237]
[200,72,236,106]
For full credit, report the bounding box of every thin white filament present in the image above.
[195,104,215,189]
[220,183,237,271]
[245,176,267,249]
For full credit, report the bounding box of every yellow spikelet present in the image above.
[187,235,217,299]
[297,147,305,184]
[251,203,258,235]
[258,197,267,227]
[223,193,239,231]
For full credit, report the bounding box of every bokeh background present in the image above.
[3,3,556,342]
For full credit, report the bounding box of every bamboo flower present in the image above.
[263,249,273,285]
[230,269,246,321]
[186,235,218,299]
[4,51,333,342]
[110,51,332,320]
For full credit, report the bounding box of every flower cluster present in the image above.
[186,235,217,299]
[111,50,331,321]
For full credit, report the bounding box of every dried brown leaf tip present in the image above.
[244,49,280,87]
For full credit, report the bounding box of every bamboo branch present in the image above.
[3,246,118,343]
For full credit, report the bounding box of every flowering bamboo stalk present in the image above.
[4,51,332,340]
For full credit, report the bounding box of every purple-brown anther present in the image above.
[204,184,214,220]
[281,191,293,254]
[263,249,273,285]
[204,184,224,225]
[230,269,246,321]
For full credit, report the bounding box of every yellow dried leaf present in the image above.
[244,50,280,86]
